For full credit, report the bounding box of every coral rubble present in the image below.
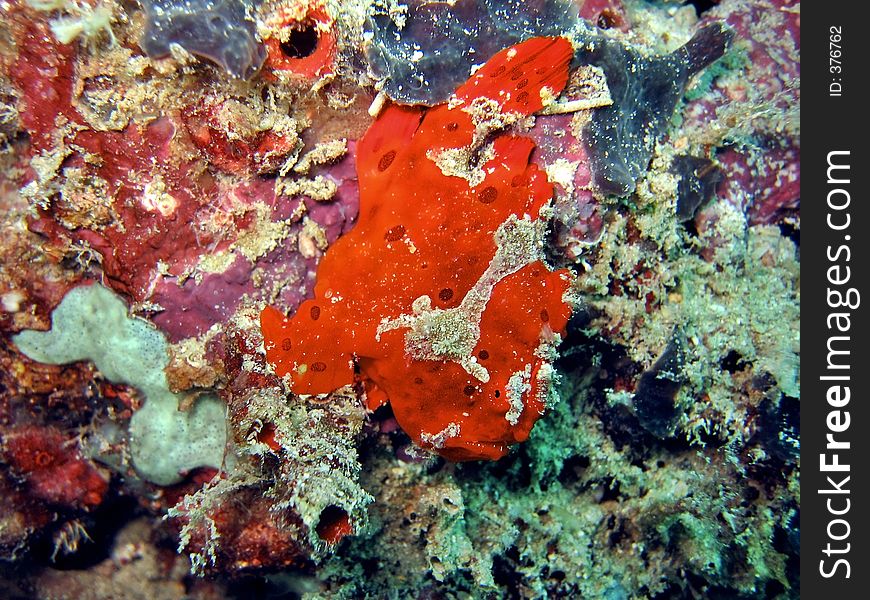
[0,0,799,597]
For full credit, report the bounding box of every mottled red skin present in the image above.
[261,38,575,461]
[2,425,109,510]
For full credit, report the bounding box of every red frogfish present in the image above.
[261,37,575,460]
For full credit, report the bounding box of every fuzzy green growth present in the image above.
[683,45,749,102]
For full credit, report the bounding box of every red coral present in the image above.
[7,15,79,155]
[6,11,262,303]
[171,489,310,573]
[40,115,242,301]
[261,38,575,461]
[2,425,108,510]
[182,97,300,176]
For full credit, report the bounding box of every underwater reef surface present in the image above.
[0,0,798,598]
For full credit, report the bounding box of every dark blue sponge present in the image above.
[140,0,267,79]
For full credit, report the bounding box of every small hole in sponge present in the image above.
[316,505,352,544]
[463,385,476,396]
[596,8,625,29]
[257,422,280,452]
[34,451,54,468]
[280,25,319,59]
[478,349,490,360]
[310,305,321,320]
[311,361,327,372]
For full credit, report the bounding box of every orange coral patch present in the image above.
[263,7,337,79]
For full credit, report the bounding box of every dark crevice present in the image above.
[685,0,720,17]
[280,26,319,59]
